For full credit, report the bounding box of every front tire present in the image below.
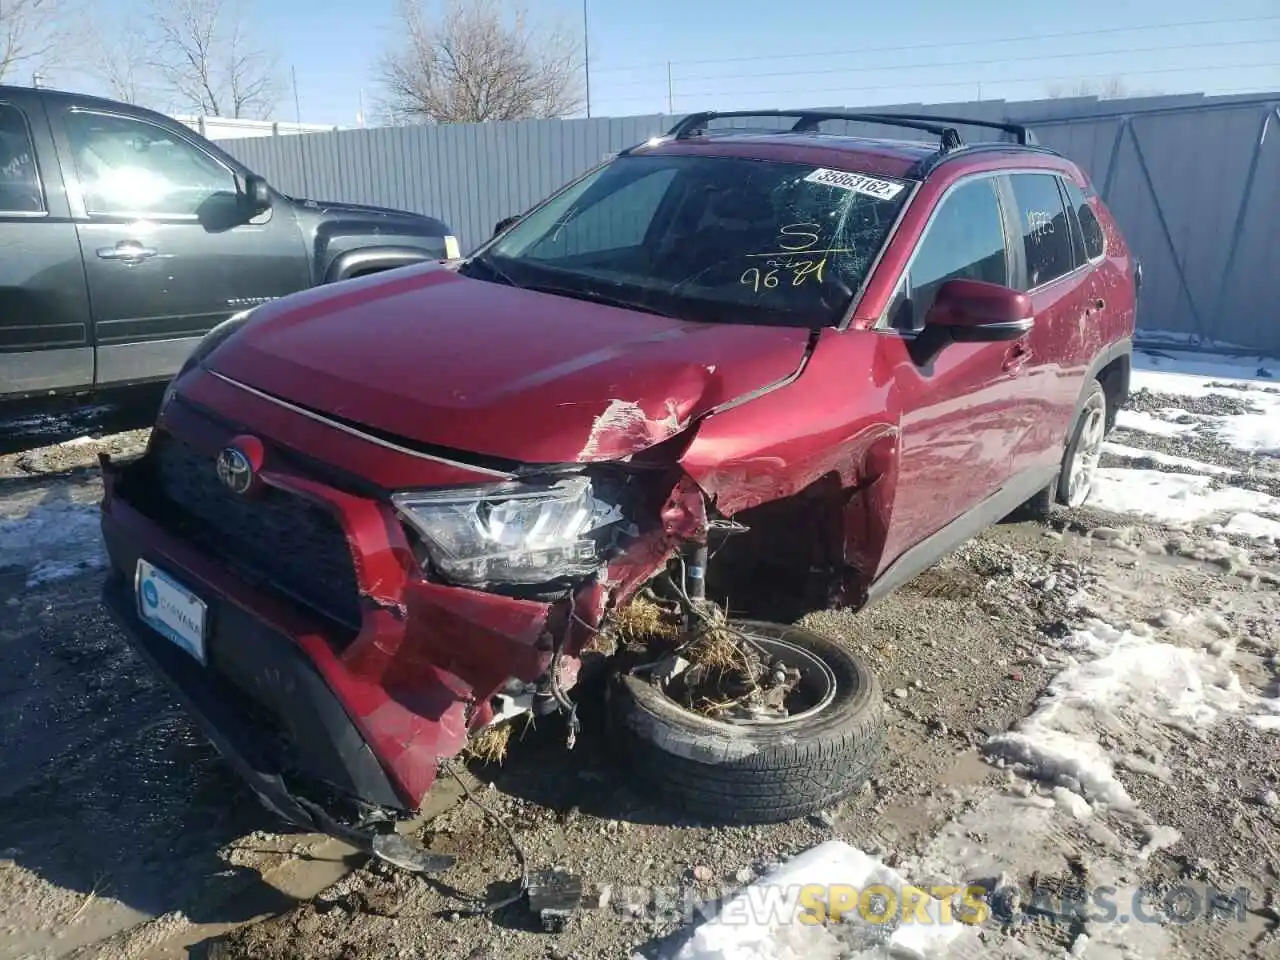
[608,621,885,825]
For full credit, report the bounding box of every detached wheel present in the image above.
[1058,380,1107,508]
[608,621,885,825]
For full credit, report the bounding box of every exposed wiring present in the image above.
[444,761,530,916]
[549,593,583,749]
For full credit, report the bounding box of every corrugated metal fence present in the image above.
[218,93,1280,353]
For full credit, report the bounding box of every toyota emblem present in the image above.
[216,446,254,495]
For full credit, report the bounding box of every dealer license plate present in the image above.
[136,559,207,664]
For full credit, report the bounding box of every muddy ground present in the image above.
[1,389,1277,960]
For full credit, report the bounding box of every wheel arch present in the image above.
[1081,337,1132,433]
[323,246,437,284]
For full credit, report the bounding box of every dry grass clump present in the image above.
[463,723,514,765]
[608,594,683,649]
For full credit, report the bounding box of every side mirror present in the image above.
[924,278,1034,342]
[242,174,272,213]
[493,215,521,236]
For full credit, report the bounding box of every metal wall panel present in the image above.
[216,93,1280,353]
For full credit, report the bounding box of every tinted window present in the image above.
[475,154,910,328]
[0,103,44,213]
[65,111,235,217]
[900,177,1008,327]
[1061,178,1105,261]
[1009,173,1075,288]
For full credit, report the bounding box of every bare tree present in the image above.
[1046,77,1161,100]
[91,16,153,105]
[0,0,85,83]
[378,0,584,124]
[93,0,281,118]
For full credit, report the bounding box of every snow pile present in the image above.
[986,618,1280,813]
[1086,468,1280,528]
[0,495,106,587]
[673,841,975,960]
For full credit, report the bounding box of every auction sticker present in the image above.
[804,168,907,200]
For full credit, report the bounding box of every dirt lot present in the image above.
[2,357,1278,960]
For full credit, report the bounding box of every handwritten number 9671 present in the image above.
[741,258,826,292]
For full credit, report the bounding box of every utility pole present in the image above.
[583,0,592,118]
[667,62,673,113]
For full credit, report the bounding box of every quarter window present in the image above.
[1061,178,1106,262]
[65,111,235,217]
[897,177,1008,328]
[0,103,44,214]
[1008,173,1075,289]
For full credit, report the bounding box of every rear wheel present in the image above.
[1058,380,1108,508]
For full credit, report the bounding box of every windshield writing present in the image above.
[469,155,909,327]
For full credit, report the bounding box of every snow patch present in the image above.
[1216,511,1280,542]
[0,496,106,588]
[1100,441,1235,476]
[1213,413,1280,456]
[987,618,1280,812]
[674,841,975,960]
[1086,468,1280,527]
[1133,347,1275,383]
[1128,349,1280,457]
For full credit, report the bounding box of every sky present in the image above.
[46,0,1280,126]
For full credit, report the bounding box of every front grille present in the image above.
[150,436,364,631]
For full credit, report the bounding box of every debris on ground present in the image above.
[526,869,583,932]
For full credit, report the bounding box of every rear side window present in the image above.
[0,103,44,214]
[898,177,1008,328]
[1061,178,1105,262]
[1008,173,1075,289]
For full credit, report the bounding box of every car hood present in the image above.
[291,197,451,238]
[207,264,810,464]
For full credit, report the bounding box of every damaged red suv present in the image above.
[101,110,1136,848]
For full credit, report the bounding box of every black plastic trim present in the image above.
[100,537,407,813]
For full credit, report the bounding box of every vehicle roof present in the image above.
[630,129,1072,181]
[0,84,178,124]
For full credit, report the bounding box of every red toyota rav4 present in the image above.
[100,110,1136,849]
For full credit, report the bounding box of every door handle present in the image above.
[97,241,158,262]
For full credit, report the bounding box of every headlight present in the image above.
[392,476,622,586]
[160,308,256,412]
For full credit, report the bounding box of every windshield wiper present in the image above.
[521,282,675,318]
[463,253,519,287]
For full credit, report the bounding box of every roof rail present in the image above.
[665,110,1037,152]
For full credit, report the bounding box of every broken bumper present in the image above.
[99,449,572,824]
[101,570,394,839]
